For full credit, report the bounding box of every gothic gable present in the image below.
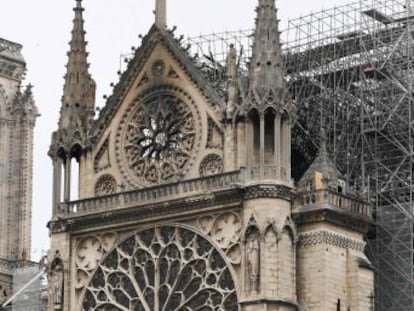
[88,25,225,193]
[91,25,224,144]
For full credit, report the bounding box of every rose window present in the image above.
[81,226,239,311]
[118,90,198,186]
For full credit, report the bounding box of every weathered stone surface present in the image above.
[46,1,374,311]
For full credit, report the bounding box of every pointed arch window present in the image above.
[264,108,276,165]
[248,109,260,166]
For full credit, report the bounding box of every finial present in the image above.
[75,0,83,9]
[155,0,167,28]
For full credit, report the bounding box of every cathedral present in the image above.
[47,0,374,310]
[0,37,39,307]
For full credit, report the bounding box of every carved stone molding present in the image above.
[93,138,110,173]
[151,59,165,77]
[197,211,242,265]
[199,154,224,177]
[94,174,117,196]
[243,184,294,201]
[48,219,70,234]
[293,207,371,234]
[55,188,242,233]
[206,118,223,149]
[297,230,365,252]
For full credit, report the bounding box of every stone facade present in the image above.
[0,38,38,262]
[0,37,38,307]
[47,1,374,311]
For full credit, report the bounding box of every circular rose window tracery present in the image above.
[81,226,239,311]
[117,88,200,187]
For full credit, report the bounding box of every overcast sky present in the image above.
[0,0,354,261]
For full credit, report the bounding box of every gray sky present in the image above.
[0,0,352,261]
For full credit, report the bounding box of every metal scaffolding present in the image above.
[185,0,414,310]
[284,1,414,310]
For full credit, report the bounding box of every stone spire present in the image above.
[155,0,167,28]
[249,0,284,91]
[60,0,96,131]
[49,0,96,208]
[298,128,345,191]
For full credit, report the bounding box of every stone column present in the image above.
[52,158,62,214]
[63,157,71,202]
[287,121,292,180]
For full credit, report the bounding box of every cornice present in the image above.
[292,204,373,233]
[240,298,298,310]
[49,188,243,234]
[0,258,39,274]
[49,181,296,234]
[297,230,366,252]
[243,184,295,201]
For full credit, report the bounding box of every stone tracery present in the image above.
[117,88,199,187]
[81,226,239,311]
[95,174,117,196]
[199,154,223,177]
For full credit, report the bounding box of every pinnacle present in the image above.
[59,0,96,131]
[249,0,284,91]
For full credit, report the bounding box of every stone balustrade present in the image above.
[297,188,371,217]
[241,165,292,184]
[56,168,371,218]
[0,259,12,273]
[58,170,243,215]
[0,38,23,60]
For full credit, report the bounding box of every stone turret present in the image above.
[293,129,374,311]
[49,0,96,212]
[297,128,346,193]
[224,0,295,185]
[0,38,38,262]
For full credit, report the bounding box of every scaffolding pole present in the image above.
[184,1,414,309]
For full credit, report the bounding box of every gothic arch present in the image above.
[247,109,260,166]
[279,217,296,300]
[262,221,280,240]
[243,215,260,241]
[282,216,297,244]
[263,108,276,165]
[79,224,239,311]
[262,221,279,296]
